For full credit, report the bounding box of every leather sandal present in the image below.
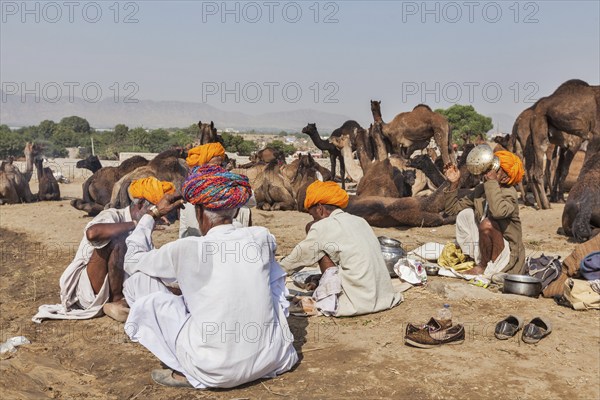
[151,369,193,388]
[522,317,552,344]
[494,315,524,340]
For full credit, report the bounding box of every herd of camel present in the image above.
[1,79,598,242]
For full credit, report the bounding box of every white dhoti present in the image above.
[312,267,342,316]
[455,208,510,277]
[123,273,203,388]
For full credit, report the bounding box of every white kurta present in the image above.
[32,208,133,323]
[124,215,298,389]
[280,209,403,317]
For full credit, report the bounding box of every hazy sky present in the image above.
[2,0,599,125]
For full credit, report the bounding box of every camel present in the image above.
[345,182,456,228]
[370,100,454,166]
[109,149,188,209]
[35,158,60,201]
[526,79,599,209]
[253,160,296,211]
[302,123,347,189]
[0,143,37,204]
[197,120,223,145]
[289,154,323,212]
[76,155,103,173]
[561,151,600,242]
[71,155,149,215]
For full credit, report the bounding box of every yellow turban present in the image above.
[128,177,175,205]
[186,143,226,167]
[495,150,525,185]
[304,181,349,210]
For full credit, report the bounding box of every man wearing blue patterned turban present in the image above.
[121,163,298,389]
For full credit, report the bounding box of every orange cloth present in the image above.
[186,143,226,167]
[495,150,525,185]
[128,177,175,205]
[304,181,349,210]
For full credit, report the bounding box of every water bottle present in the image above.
[437,304,452,325]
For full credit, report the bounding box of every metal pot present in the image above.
[502,274,542,298]
[378,236,406,277]
[466,144,501,175]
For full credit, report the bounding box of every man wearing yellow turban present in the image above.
[186,142,226,168]
[280,181,402,317]
[33,176,182,325]
[443,149,526,277]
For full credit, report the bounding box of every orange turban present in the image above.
[186,143,226,167]
[495,150,525,185]
[304,181,349,210]
[128,177,175,205]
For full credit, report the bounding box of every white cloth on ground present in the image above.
[312,267,342,316]
[32,207,132,323]
[124,215,298,389]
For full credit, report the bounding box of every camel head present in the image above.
[198,120,218,144]
[492,134,511,151]
[329,134,350,150]
[76,155,102,171]
[302,123,317,135]
[370,100,381,114]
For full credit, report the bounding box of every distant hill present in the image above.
[0,92,354,132]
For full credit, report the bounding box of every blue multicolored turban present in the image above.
[182,164,252,210]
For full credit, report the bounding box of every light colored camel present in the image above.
[0,143,37,204]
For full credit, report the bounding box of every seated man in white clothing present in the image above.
[280,181,402,317]
[179,142,254,238]
[123,164,298,389]
[31,177,176,323]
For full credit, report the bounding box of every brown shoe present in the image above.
[405,324,465,348]
[103,299,130,322]
[406,317,452,335]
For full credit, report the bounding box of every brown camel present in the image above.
[35,158,60,201]
[109,149,188,209]
[253,160,296,211]
[71,155,149,215]
[197,120,223,145]
[0,143,37,204]
[370,100,454,166]
[302,123,347,189]
[345,182,455,228]
[289,154,326,212]
[526,79,599,209]
[561,150,600,242]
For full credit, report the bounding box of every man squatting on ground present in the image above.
[443,150,526,277]
[122,164,298,388]
[32,177,176,323]
[280,181,403,317]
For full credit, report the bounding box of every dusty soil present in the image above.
[0,177,598,400]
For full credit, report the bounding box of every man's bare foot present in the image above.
[463,266,485,275]
[103,298,130,322]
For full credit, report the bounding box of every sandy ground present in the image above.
[0,177,599,400]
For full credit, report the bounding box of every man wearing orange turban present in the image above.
[34,176,182,325]
[186,143,226,168]
[281,182,402,317]
[443,149,526,277]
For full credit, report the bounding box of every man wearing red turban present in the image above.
[280,181,402,317]
[444,149,526,277]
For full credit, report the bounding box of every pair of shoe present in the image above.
[404,318,465,348]
[495,315,552,344]
[151,369,193,388]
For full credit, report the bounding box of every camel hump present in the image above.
[413,104,432,112]
[119,156,148,172]
[553,79,590,94]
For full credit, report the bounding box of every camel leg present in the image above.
[339,155,346,190]
[433,127,452,166]
[551,147,575,203]
[530,115,552,209]
[329,154,337,183]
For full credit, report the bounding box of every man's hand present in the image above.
[444,164,461,184]
[151,193,185,218]
[485,168,498,182]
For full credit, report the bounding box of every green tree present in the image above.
[147,129,170,152]
[37,120,57,139]
[127,127,151,151]
[114,124,129,142]
[435,105,493,145]
[0,126,26,158]
[267,139,296,156]
[59,116,91,134]
[237,140,258,156]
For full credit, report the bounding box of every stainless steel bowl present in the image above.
[424,264,440,276]
[378,236,406,277]
[466,144,501,175]
[502,274,542,298]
